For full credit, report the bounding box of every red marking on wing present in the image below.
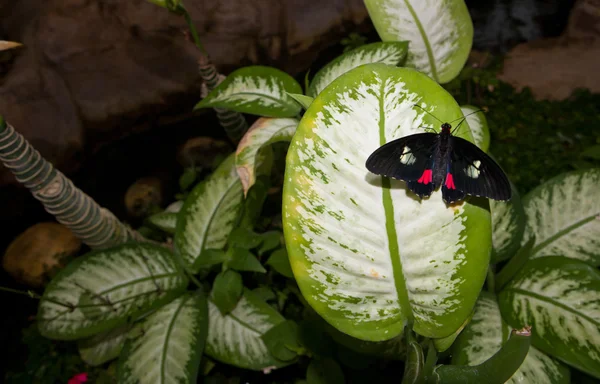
[445,173,456,189]
[418,169,433,184]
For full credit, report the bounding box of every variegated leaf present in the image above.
[205,288,290,371]
[118,291,209,384]
[175,154,244,273]
[491,182,526,264]
[38,243,188,340]
[288,93,314,110]
[498,256,600,378]
[522,168,600,266]
[78,323,132,366]
[283,63,491,341]
[307,41,409,97]
[194,66,303,117]
[147,200,183,234]
[452,292,570,383]
[236,117,299,195]
[364,0,473,84]
[460,105,489,152]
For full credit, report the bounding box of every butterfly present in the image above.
[365,107,511,204]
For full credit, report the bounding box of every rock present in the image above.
[0,0,369,187]
[2,222,82,288]
[498,0,600,100]
[124,176,163,218]
[176,136,232,169]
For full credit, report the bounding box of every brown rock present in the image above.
[2,222,82,288]
[565,0,600,38]
[124,176,163,218]
[177,136,232,169]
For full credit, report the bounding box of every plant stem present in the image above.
[179,5,207,56]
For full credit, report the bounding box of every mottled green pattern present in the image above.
[498,256,600,378]
[78,324,131,366]
[490,182,526,264]
[460,105,489,152]
[283,64,491,341]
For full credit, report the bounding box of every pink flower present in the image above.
[68,372,88,384]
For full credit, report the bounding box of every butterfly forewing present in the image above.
[365,133,438,182]
[448,136,512,201]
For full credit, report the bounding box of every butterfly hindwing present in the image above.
[365,133,438,182]
[447,136,512,201]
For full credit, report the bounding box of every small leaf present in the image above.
[146,201,182,235]
[252,286,277,302]
[307,41,408,97]
[194,66,303,117]
[266,248,294,278]
[78,324,132,366]
[306,358,345,384]
[261,320,303,361]
[402,331,425,384]
[179,167,198,191]
[288,93,314,110]
[228,227,263,249]
[258,231,282,255]
[236,117,298,195]
[211,269,243,314]
[581,145,600,160]
[226,247,267,273]
[198,249,228,267]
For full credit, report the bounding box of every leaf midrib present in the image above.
[532,214,598,255]
[161,296,189,383]
[403,0,439,82]
[215,92,291,108]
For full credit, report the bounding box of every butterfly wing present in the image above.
[366,133,439,199]
[446,136,512,201]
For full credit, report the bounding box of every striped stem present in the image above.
[0,117,146,249]
[198,55,248,142]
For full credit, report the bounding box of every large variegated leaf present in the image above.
[460,105,489,152]
[490,182,525,264]
[38,243,188,340]
[498,256,600,378]
[175,154,244,273]
[118,291,208,384]
[307,41,408,97]
[452,292,570,383]
[194,66,303,117]
[78,324,132,366]
[283,63,492,341]
[365,0,473,84]
[205,288,290,371]
[522,168,600,266]
[236,117,298,195]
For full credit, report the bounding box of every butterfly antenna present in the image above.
[413,104,443,124]
[450,109,486,135]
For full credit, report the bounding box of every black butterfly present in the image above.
[365,109,511,204]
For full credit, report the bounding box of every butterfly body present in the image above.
[366,122,511,204]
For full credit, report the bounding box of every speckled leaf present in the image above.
[175,154,244,273]
[205,288,291,371]
[522,168,600,266]
[147,201,183,234]
[236,117,298,195]
[452,292,570,384]
[118,291,209,384]
[491,182,526,264]
[365,0,473,84]
[307,41,409,97]
[78,324,132,366]
[498,256,600,378]
[283,63,492,341]
[288,93,314,110]
[37,243,188,340]
[460,105,489,152]
[194,66,303,117]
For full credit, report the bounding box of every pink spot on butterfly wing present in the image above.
[445,173,456,189]
[68,373,88,384]
[418,169,433,184]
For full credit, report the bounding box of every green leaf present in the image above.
[211,269,243,314]
[252,286,277,302]
[197,249,228,267]
[258,231,282,255]
[498,256,600,378]
[452,292,570,384]
[238,175,270,230]
[432,311,472,353]
[522,168,600,266]
[179,167,198,191]
[288,93,315,110]
[307,41,409,97]
[146,201,183,235]
[306,358,345,384]
[194,66,303,117]
[495,236,536,293]
[205,289,291,370]
[175,153,244,273]
[37,243,188,340]
[266,248,294,278]
[283,63,491,341]
[326,323,406,360]
[78,324,132,366]
[236,117,298,195]
[228,227,263,249]
[402,331,425,384]
[581,145,600,160]
[364,0,473,84]
[117,291,209,384]
[460,105,489,152]
[490,182,526,264]
[261,320,302,361]
[226,247,267,273]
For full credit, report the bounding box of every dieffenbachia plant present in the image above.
[365,0,473,84]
